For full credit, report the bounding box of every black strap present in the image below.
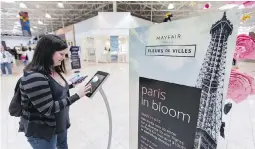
[14,78,22,92]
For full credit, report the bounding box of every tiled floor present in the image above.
[1,61,255,149]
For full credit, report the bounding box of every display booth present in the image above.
[129,11,240,149]
[80,36,129,63]
[55,25,76,47]
[82,37,96,62]
[74,12,153,63]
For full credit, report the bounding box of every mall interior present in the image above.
[0,1,255,149]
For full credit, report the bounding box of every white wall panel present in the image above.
[74,12,153,47]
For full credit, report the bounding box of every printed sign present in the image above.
[129,11,240,149]
[70,46,81,69]
[138,77,201,149]
[145,45,196,57]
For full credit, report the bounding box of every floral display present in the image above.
[234,34,255,60]
[227,69,255,103]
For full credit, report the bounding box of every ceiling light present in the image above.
[16,14,20,18]
[189,2,196,7]
[238,5,245,9]
[35,4,40,9]
[38,20,43,25]
[57,3,64,8]
[219,4,238,10]
[168,4,174,9]
[45,13,51,19]
[33,26,38,29]
[3,0,16,3]
[19,3,27,8]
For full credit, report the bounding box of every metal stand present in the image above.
[99,87,112,149]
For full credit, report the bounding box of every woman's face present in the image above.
[52,49,67,66]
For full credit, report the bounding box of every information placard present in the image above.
[138,77,201,149]
[70,46,81,69]
[129,11,240,149]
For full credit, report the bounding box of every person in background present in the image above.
[26,47,34,63]
[20,44,27,65]
[12,47,18,60]
[20,52,27,65]
[8,47,17,66]
[0,45,13,75]
[19,35,91,149]
[21,43,25,51]
[20,47,28,65]
[232,58,238,69]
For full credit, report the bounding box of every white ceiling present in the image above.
[1,1,254,36]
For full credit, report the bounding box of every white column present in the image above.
[51,21,53,33]
[62,15,65,28]
[151,4,153,21]
[94,36,105,63]
[113,1,117,12]
[81,38,86,62]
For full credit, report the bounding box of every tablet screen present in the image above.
[86,71,109,97]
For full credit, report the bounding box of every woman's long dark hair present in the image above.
[24,34,68,75]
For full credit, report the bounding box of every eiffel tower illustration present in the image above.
[194,12,233,149]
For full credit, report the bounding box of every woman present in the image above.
[25,47,34,63]
[0,45,13,75]
[19,35,91,149]
[21,50,28,65]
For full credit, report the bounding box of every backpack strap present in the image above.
[14,78,22,92]
[9,77,22,117]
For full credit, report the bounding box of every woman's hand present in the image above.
[76,83,92,98]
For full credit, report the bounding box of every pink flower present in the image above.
[234,34,255,60]
[243,1,255,9]
[227,69,255,103]
[228,1,255,8]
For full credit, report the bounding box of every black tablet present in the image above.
[86,71,110,98]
